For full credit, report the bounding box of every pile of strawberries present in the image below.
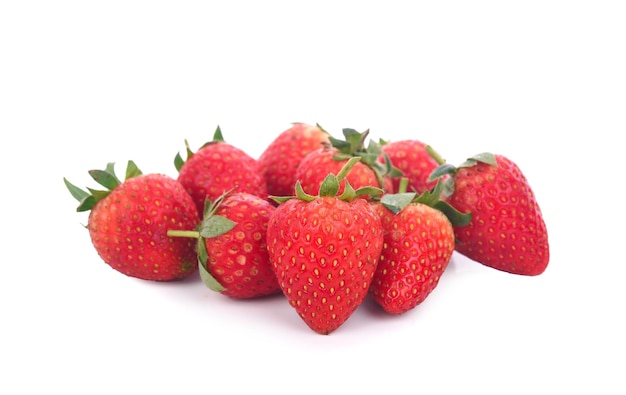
[65,123,549,335]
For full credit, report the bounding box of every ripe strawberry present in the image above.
[293,127,399,199]
[64,161,200,281]
[429,150,549,275]
[257,123,330,197]
[370,179,469,314]
[175,125,267,215]
[267,158,384,334]
[379,139,442,194]
[169,191,281,298]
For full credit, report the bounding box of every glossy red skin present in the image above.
[370,203,455,314]
[204,192,281,299]
[266,197,384,335]
[450,155,549,275]
[177,142,267,215]
[88,174,200,281]
[379,139,441,194]
[257,123,330,197]
[294,147,394,198]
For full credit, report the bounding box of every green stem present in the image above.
[167,230,200,239]
[425,145,446,165]
[335,156,361,183]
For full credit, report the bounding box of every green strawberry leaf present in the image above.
[354,185,384,199]
[470,152,497,165]
[337,179,357,201]
[125,160,142,180]
[64,178,90,202]
[174,139,196,172]
[212,125,225,142]
[197,239,225,292]
[343,128,364,153]
[381,152,403,178]
[199,215,237,239]
[458,152,497,168]
[381,192,417,214]
[86,187,111,202]
[329,135,352,153]
[441,176,456,198]
[428,163,457,182]
[76,195,97,212]
[174,152,184,172]
[89,164,121,190]
[433,200,472,227]
[319,173,340,197]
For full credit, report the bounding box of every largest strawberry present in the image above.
[64,161,200,281]
[429,150,549,276]
[267,158,384,335]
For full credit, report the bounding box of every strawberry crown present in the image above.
[426,145,497,198]
[318,125,402,188]
[271,157,384,204]
[379,177,471,227]
[64,160,143,212]
[173,125,226,172]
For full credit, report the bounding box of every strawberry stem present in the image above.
[425,145,446,166]
[167,230,200,239]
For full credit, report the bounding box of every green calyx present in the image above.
[426,145,497,198]
[167,191,237,293]
[64,160,142,212]
[380,177,472,227]
[174,125,225,172]
[167,191,237,292]
[271,156,384,204]
[318,125,402,189]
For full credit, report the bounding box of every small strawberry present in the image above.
[370,178,470,314]
[168,191,281,299]
[64,161,200,281]
[267,158,384,335]
[175,125,267,215]
[293,126,399,199]
[257,122,330,197]
[428,148,549,276]
[378,139,442,194]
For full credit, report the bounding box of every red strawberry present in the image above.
[379,139,442,194]
[369,179,469,314]
[293,127,398,199]
[429,150,549,275]
[257,123,330,197]
[64,161,200,281]
[169,191,281,298]
[175,126,267,215]
[267,158,384,334]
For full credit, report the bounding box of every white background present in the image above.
[1,1,625,394]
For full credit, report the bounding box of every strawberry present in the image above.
[370,178,470,314]
[64,161,200,281]
[267,158,384,334]
[175,125,267,215]
[429,149,549,276]
[293,127,399,199]
[169,191,281,298]
[257,122,330,197]
[379,139,442,194]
